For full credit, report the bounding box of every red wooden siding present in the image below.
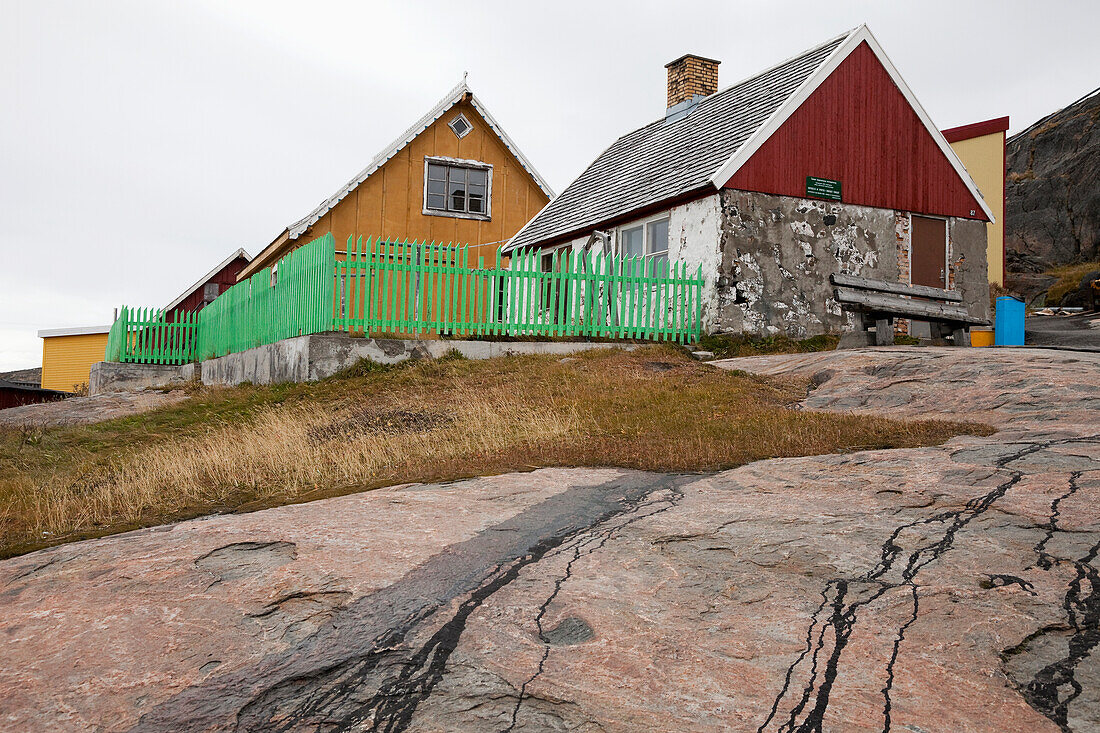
[0,385,66,410]
[166,254,250,321]
[725,41,989,221]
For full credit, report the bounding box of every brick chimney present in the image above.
[665,54,720,110]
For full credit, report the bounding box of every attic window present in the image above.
[424,157,492,220]
[448,113,472,139]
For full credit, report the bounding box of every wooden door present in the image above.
[911,216,947,288]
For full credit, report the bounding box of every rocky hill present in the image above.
[1006,87,1100,273]
[0,367,40,386]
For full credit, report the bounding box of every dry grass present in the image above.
[1044,260,1100,306]
[0,347,991,558]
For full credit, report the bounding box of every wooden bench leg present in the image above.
[875,318,894,346]
[952,327,970,347]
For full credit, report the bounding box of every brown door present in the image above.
[911,216,946,288]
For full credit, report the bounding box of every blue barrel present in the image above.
[994,296,1025,346]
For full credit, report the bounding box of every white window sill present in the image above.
[423,208,491,222]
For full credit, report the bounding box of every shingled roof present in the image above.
[505,31,852,252]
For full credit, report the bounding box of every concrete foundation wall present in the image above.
[90,361,196,395]
[200,334,636,387]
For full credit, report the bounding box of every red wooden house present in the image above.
[507,25,994,338]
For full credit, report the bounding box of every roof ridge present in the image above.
[599,26,860,148]
[285,80,471,239]
[711,26,859,99]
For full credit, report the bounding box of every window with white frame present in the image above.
[619,216,670,265]
[425,158,491,219]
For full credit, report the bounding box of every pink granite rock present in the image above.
[0,347,1097,732]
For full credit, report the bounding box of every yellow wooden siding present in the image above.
[41,334,108,392]
[949,132,1006,286]
[245,100,549,276]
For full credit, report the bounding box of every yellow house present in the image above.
[37,325,111,393]
[943,116,1009,286]
[239,80,553,281]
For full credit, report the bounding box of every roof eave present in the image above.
[504,186,715,254]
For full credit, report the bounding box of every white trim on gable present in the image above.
[285,81,554,241]
[707,25,996,223]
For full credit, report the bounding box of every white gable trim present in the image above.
[707,25,995,223]
[164,247,251,311]
[286,82,554,241]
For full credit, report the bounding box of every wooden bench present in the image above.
[831,273,989,347]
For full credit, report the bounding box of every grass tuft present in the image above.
[698,333,839,359]
[1043,260,1099,306]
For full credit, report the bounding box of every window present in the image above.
[448,113,472,139]
[646,218,669,265]
[621,225,644,258]
[618,216,670,265]
[424,158,492,219]
[202,282,220,304]
[538,248,572,318]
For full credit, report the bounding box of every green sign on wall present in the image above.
[806,176,842,201]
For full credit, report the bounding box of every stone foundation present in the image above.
[89,361,196,395]
[200,334,637,387]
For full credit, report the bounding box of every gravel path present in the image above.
[1,347,1097,732]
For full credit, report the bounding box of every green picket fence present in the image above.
[106,232,704,365]
[104,306,200,365]
[334,236,704,342]
[196,233,335,359]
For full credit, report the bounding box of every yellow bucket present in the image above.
[971,329,995,347]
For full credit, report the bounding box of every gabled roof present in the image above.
[508,25,993,252]
[284,81,554,242]
[164,247,251,311]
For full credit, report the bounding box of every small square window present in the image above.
[448,114,472,139]
[203,282,220,303]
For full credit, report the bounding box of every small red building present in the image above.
[0,380,68,410]
[164,248,251,320]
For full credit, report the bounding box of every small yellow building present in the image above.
[943,116,1009,286]
[38,325,111,393]
[239,80,553,281]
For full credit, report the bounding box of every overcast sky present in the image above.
[2,0,1097,370]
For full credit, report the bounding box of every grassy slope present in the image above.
[0,347,992,558]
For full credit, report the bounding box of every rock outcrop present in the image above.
[1006,88,1100,273]
[1,348,1097,731]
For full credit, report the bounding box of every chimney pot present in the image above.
[665,54,721,110]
